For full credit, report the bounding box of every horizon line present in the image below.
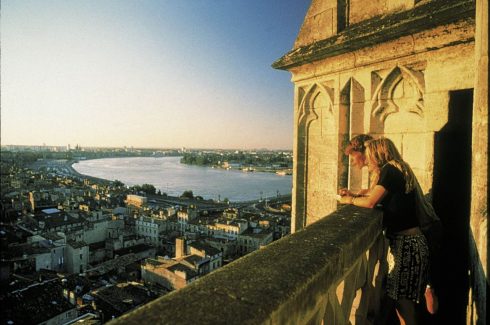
[1,143,293,151]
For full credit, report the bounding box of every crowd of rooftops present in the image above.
[0,153,291,324]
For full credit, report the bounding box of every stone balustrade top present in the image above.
[111,205,383,325]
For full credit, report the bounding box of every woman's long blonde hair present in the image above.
[365,138,416,193]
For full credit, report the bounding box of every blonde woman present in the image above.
[339,138,429,325]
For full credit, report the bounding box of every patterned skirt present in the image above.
[386,233,429,303]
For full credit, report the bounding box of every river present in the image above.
[72,156,292,202]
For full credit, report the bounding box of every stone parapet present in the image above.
[111,205,386,324]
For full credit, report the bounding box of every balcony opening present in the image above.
[432,89,473,324]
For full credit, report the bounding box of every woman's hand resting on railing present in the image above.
[338,188,352,196]
[338,188,369,198]
[338,195,354,205]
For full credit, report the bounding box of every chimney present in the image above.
[175,237,185,258]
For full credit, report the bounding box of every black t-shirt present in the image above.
[377,164,418,233]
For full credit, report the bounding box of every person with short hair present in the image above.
[339,134,374,197]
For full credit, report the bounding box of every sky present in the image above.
[1,0,310,150]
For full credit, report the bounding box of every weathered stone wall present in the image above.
[349,0,417,25]
[294,0,426,49]
[468,0,488,323]
[142,264,186,290]
[294,0,338,47]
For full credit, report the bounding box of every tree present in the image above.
[128,183,156,195]
[113,180,125,187]
[141,184,156,195]
[180,190,194,199]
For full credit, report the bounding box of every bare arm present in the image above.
[339,188,370,197]
[356,188,370,196]
[339,185,387,208]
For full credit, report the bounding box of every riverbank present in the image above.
[210,165,292,174]
[71,156,292,202]
[68,160,114,184]
[180,151,292,174]
[29,159,113,185]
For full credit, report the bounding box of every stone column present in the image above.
[469,0,488,324]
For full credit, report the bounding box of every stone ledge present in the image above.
[111,205,382,325]
[272,0,475,71]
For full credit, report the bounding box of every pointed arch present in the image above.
[340,77,366,191]
[294,82,335,230]
[371,65,425,123]
[298,83,334,127]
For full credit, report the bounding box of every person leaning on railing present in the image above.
[338,133,374,197]
[339,137,433,325]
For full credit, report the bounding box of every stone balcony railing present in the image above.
[111,205,387,325]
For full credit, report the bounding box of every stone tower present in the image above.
[273,0,487,323]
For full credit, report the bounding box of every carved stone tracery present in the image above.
[372,65,426,123]
[295,83,336,228]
